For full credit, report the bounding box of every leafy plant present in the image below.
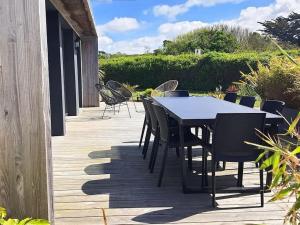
[240,56,300,109]
[122,83,139,93]
[246,113,300,225]
[0,208,49,225]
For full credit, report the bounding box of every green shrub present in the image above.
[241,57,300,109]
[101,52,281,91]
[101,50,300,93]
[0,207,49,225]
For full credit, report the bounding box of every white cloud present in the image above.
[223,0,300,31]
[159,21,208,39]
[99,35,166,55]
[97,17,140,33]
[153,0,245,20]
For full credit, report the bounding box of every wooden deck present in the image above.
[52,102,289,225]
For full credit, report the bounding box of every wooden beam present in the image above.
[63,29,79,116]
[49,0,97,37]
[0,0,54,222]
[46,11,66,136]
[81,37,99,107]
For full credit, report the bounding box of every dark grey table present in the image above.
[153,96,283,193]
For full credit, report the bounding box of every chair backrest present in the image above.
[143,98,158,133]
[164,90,189,97]
[107,80,132,98]
[141,97,151,125]
[239,96,256,108]
[98,86,118,106]
[155,80,178,92]
[212,113,266,162]
[224,92,238,103]
[261,100,285,115]
[152,103,169,142]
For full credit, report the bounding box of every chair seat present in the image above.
[169,132,203,147]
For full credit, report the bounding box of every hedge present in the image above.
[100,50,300,91]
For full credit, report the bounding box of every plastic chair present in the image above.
[139,97,151,148]
[203,113,266,207]
[224,92,238,103]
[239,96,256,108]
[142,98,158,161]
[152,103,203,187]
[261,100,285,115]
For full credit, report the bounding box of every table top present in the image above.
[153,96,283,126]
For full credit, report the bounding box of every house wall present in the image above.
[0,0,98,221]
[0,0,54,222]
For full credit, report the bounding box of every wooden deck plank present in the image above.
[52,103,289,225]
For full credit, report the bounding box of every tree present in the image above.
[162,28,239,55]
[259,12,300,46]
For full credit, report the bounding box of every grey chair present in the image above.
[154,80,178,94]
[95,83,130,118]
[107,80,137,112]
[203,113,266,207]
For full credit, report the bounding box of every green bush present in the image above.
[101,50,300,92]
[241,56,300,109]
[162,28,239,54]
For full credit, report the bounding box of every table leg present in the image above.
[179,124,187,193]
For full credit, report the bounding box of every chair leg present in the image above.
[149,134,159,172]
[139,117,146,148]
[132,98,138,112]
[125,101,131,118]
[195,127,199,136]
[113,105,116,115]
[212,160,217,208]
[175,147,180,158]
[223,161,226,170]
[158,143,169,187]
[237,162,244,187]
[142,127,151,158]
[187,146,192,171]
[201,149,207,187]
[118,104,121,113]
[260,164,264,207]
[102,104,108,119]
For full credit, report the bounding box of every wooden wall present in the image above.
[81,37,99,107]
[0,0,54,222]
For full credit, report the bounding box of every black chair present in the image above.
[203,113,266,207]
[224,92,238,103]
[261,100,285,134]
[95,84,127,118]
[261,100,285,114]
[152,103,203,187]
[239,96,256,108]
[165,90,189,97]
[139,97,151,148]
[142,98,158,161]
[107,80,138,112]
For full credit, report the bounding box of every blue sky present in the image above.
[90,0,299,54]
